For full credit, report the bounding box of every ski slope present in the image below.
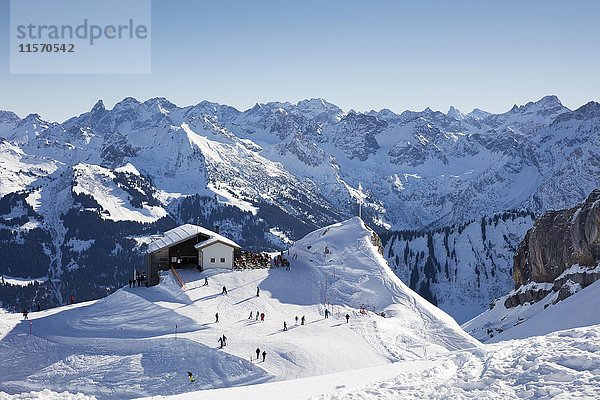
[0,218,477,399]
[1,217,600,398]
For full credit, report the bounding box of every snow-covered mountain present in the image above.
[464,190,600,341]
[1,218,599,400]
[383,210,535,323]
[0,218,477,399]
[1,95,600,315]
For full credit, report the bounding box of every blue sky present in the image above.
[1,0,599,122]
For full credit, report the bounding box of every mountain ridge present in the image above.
[1,94,599,318]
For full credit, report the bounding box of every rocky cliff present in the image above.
[507,189,600,307]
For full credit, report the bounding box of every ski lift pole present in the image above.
[29,321,32,335]
[175,324,178,340]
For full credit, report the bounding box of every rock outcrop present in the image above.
[506,189,600,308]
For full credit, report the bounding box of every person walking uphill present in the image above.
[256,347,261,360]
[222,286,227,295]
[256,287,260,297]
[345,313,350,323]
[262,350,267,362]
[215,312,219,323]
[324,309,330,319]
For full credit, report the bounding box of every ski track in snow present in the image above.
[310,327,600,400]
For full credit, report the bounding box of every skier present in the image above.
[255,311,259,321]
[215,312,219,323]
[188,371,196,383]
[345,313,350,323]
[204,277,208,286]
[218,336,224,349]
[22,309,28,320]
[222,286,227,295]
[260,312,265,322]
[222,334,227,347]
[324,309,330,319]
[295,316,299,325]
[262,350,266,362]
[256,287,260,297]
[283,321,287,331]
[249,311,253,319]
[256,347,261,360]
[301,315,305,325]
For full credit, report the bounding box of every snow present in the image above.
[146,224,240,254]
[308,325,600,400]
[1,218,600,399]
[65,239,95,253]
[0,218,476,399]
[72,164,168,223]
[555,263,600,281]
[0,276,47,287]
[464,279,600,343]
[0,141,57,198]
[115,163,141,176]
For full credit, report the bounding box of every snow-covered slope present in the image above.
[0,218,477,399]
[463,268,600,343]
[306,325,600,400]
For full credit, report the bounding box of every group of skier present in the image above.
[185,256,356,384]
[249,310,266,322]
[218,334,227,348]
[128,272,145,288]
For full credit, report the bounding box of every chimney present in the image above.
[214,225,220,234]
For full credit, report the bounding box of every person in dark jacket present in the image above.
[188,371,195,382]
[256,347,261,360]
[256,287,260,297]
[222,334,227,346]
[262,350,267,362]
[215,312,219,323]
[222,286,227,295]
[345,313,350,323]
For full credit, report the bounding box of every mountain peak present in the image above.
[91,99,105,113]
[114,97,141,110]
[467,108,491,120]
[535,95,562,108]
[447,106,466,121]
[0,110,20,122]
[23,113,42,121]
